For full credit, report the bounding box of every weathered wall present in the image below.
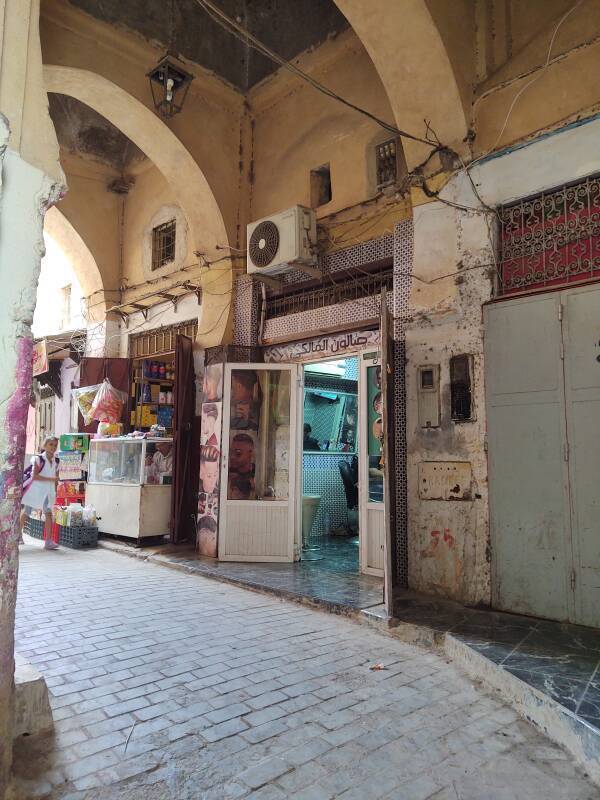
[248,29,395,221]
[405,113,600,606]
[405,195,493,605]
[54,151,121,304]
[472,0,600,154]
[121,163,196,292]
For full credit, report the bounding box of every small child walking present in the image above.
[20,435,60,550]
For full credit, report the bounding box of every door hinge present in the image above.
[558,303,563,321]
[570,570,576,592]
[560,340,564,360]
[564,442,570,462]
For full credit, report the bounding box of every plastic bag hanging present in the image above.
[89,379,128,424]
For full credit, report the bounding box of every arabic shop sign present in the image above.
[263,330,380,363]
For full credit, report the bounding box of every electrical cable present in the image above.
[192,0,438,147]
[467,0,585,175]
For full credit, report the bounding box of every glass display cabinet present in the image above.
[86,437,173,540]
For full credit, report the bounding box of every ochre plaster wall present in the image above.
[40,0,243,248]
[54,151,121,304]
[405,196,493,606]
[248,30,396,222]
[121,163,196,293]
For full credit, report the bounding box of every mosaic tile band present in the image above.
[231,225,413,585]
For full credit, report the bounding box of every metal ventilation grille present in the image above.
[249,220,279,267]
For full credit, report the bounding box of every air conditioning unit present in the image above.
[247,205,316,276]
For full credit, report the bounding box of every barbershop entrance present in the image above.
[217,350,385,577]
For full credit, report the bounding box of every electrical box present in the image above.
[417,365,440,428]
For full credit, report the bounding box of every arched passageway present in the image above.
[43,65,233,345]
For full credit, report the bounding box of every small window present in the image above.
[310,164,332,207]
[152,219,176,270]
[376,138,399,189]
[450,355,473,421]
[420,368,434,390]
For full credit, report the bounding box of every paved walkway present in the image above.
[13,543,599,800]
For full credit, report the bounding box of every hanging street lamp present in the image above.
[147,53,194,119]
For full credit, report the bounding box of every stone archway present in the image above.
[43,65,233,346]
[333,0,468,168]
[43,206,106,323]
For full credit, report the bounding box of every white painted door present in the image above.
[359,353,385,576]
[563,285,600,627]
[218,363,299,562]
[485,284,600,626]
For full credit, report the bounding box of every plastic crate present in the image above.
[26,518,46,540]
[58,525,98,549]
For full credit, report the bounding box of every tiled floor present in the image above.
[104,535,384,613]
[13,544,598,799]
[392,592,600,731]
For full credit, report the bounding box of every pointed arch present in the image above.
[43,64,232,345]
[333,0,468,168]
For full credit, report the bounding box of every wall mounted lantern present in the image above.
[147,53,193,119]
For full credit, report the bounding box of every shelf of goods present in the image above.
[131,355,176,433]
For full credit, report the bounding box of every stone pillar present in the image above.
[0,2,65,796]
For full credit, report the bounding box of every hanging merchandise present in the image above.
[72,384,102,425]
[90,379,128,424]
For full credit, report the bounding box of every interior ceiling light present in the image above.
[147,52,193,119]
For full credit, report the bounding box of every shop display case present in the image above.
[86,437,173,540]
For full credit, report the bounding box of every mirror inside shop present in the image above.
[301,355,382,573]
[302,358,359,572]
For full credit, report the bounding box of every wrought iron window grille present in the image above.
[498,172,600,296]
[376,138,399,189]
[152,219,176,270]
[129,319,198,358]
[264,262,394,320]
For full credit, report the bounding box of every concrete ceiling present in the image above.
[48,94,146,171]
[67,0,350,92]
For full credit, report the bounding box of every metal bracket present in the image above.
[157,292,179,311]
[132,304,149,320]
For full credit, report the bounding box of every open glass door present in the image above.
[359,353,385,576]
[218,363,299,561]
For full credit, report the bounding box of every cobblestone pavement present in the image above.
[13,544,599,800]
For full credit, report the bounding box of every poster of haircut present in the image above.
[227,430,258,500]
[198,363,224,556]
[226,369,265,500]
[202,363,223,403]
[201,402,222,447]
[230,369,262,432]
[197,441,221,557]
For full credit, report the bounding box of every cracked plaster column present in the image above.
[0,1,65,797]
